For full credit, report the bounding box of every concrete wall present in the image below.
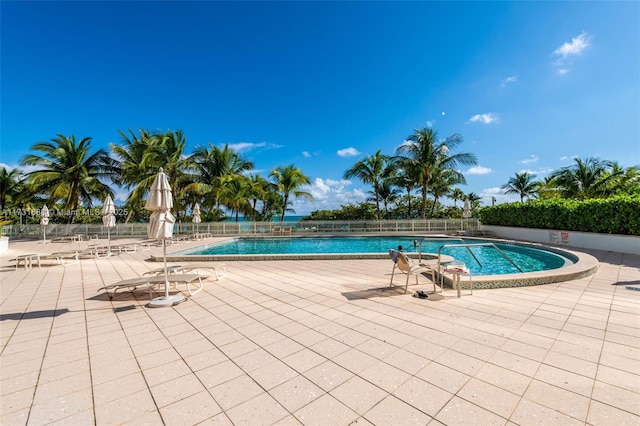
[481,225,639,255]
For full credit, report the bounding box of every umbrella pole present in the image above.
[107,228,111,256]
[164,240,169,298]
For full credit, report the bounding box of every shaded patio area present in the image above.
[1,238,639,425]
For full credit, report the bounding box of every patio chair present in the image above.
[389,249,436,294]
[97,273,209,300]
[181,262,227,280]
[272,226,282,236]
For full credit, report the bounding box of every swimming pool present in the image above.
[172,236,573,276]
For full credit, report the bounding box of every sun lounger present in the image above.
[181,263,227,280]
[9,253,41,270]
[97,273,208,300]
[42,251,80,266]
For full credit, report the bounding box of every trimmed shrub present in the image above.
[478,195,640,235]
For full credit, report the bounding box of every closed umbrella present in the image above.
[192,203,201,236]
[102,195,116,255]
[463,200,471,219]
[145,168,186,307]
[40,205,49,242]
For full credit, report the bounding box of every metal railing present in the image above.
[437,242,524,273]
[2,218,480,239]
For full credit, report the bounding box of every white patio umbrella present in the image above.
[192,203,201,235]
[463,200,471,219]
[145,168,186,307]
[40,205,49,242]
[102,195,116,255]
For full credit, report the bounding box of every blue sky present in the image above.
[2,1,639,215]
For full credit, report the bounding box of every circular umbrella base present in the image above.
[147,295,187,308]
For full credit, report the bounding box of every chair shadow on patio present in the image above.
[341,286,444,301]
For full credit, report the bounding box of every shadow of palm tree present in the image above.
[1,308,69,321]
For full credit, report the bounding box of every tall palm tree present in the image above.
[110,129,161,221]
[344,150,390,220]
[396,127,477,219]
[465,192,482,210]
[500,172,540,202]
[550,157,620,199]
[429,168,467,216]
[367,180,401,219]
[218,175,254,222]
[389,156,420,219]
[21,134,116,222]
[155,130,192,218]
[185,143,254,213]
[450,188,465,207]
[0,166,22,212]
[270,164,313,221]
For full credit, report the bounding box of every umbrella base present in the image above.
[147,295,187,308]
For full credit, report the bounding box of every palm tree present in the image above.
[450,188,465,207]
[465,192,482,210]
[500,172,540,202]
[344,150,390,220]
[429,168,467,216]
[21,134,116,222]
[0,166,22,212]
[367,180,401,219]
[110,129,161,221]
[396,127,477,219]
[155,130,192,218]
[185,144,254,213]
[389,156,420,219]
[218,175,254,222]
[550,157,620,199]
[270,164,313,221]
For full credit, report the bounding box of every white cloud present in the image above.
[520,155,539,165]
[553,32,591,58]
[520,167,554,176]
[337,147,360,157]
[552,32,591,75]
[467,113,499,124]
[501,76,518,87]
[302,151,311,158]
[481,187,519,204]
[226,141,283,152]
[466,166,492,175]
[291,177,367,214]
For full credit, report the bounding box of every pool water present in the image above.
[175,237,572,276]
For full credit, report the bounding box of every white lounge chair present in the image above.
[389,249,436,294]
[97,273,209,300]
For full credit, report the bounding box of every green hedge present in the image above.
[478,195,640,236]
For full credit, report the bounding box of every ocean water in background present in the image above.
[225,215,306,223]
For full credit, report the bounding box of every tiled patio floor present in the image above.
[1,238,639,425]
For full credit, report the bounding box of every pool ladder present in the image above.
[415,237,524,273]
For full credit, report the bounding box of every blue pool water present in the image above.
[175,237,572,275]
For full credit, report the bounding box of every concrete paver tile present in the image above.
[329,376,387,415]
[435,395,507,425]
[364,394,432,425]
[510,398,585,426]
[303,360,354,392]
[587,399,640,426]
[270,375,324,412]
[294,393,359,426]
[392,376,453,417]
[225,393,290,425]
[523,379,589,421]
[457,377,521,419]
[159,390,223,425]
[208,374,265,411]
